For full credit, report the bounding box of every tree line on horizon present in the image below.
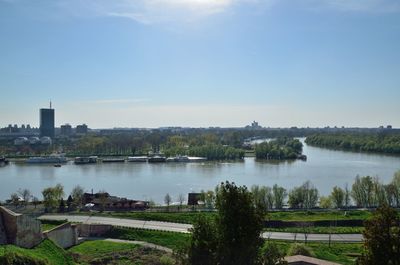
[306,132,400,154]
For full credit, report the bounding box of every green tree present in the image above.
[186,182,265,265]
[319,196,332,209]
[331,186,345,208]
[273,184,287,209]
[215,181,264,265]
[188,215,217,265]
[70,185,85,209]
[288,181,319,209]
[42,184,64,212]
[390,171,400,207]
[358,205,400,265]
[352,176,374,208]
[260,241,288,265]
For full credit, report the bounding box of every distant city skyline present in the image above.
[1,0,399,128]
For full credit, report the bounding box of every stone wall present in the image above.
[285,255,341,265]
[0,206,43,248]
[43,222,78,249]
[78,224,112,237]
[0,214,7,244]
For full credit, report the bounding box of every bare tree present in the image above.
[344,183,351,209]
[164,193,171,210]
[71,185,85,209]
[32,196,40,209]
[98,190,108,212]
[18,188,31,207]
[178,193,185,211]
[10,193,20,208]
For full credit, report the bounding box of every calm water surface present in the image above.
[1,140,400,203]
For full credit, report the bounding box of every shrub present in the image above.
[287,243,314,257]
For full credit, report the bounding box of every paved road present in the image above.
[39,215,363,242]
[39,215,192,233]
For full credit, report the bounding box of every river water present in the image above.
[1,140,399,203]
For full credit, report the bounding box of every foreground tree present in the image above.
[357,204,400,265]
[188,215,217,265]
[216,182,265,265]
[187,182,264,265]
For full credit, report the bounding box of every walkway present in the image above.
[39,214,363,242]
[81,237,173,253]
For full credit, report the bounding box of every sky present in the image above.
[0,0,399,129]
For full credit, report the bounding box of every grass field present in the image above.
[269,241,363,265]
[267,210,371,221]
[69,240,174,265]
[104,227,190,250]
[0,239,75,265]
[80,209,372,224]
[265,226,364,234]
[40,219,68,231]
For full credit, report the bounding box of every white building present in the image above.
[14,137,29,145]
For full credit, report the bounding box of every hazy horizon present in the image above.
[1,0,399,128]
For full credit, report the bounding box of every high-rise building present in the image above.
[76,124,88,134]
[40,103,55,138]
[60,124,72,136]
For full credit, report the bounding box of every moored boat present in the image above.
[102,158,125,163]
[0,156,10,165]
[187,156,207,162]
[74,156,98,164]
[26,154,67,164]
[128,156,148,162]
[148,155,166,163]
[166,155,190,162]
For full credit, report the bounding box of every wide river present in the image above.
[1,139,400,204]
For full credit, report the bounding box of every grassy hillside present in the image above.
[0,239,75,265]
[69,240,174,265]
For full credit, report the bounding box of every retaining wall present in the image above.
[0,214,6,244]
[78,223,112,237]
[0,206,43,248]
[43,222,78,249]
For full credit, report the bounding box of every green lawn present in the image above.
[40,219,68,231]
[265,226,364,234]
[270,241,363,265]
[104,227,190,250]
[78,209,371,224]
[267,210,371,221]
[69,240,138,257]
[69,240,174,265]
[0,239,75,265]
[90,211,216,224]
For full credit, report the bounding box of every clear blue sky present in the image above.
[1,0,399,128]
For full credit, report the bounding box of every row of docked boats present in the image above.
[20,154,207,165]
[0,156,10,165]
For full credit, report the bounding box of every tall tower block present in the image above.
[39,102,55,138]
